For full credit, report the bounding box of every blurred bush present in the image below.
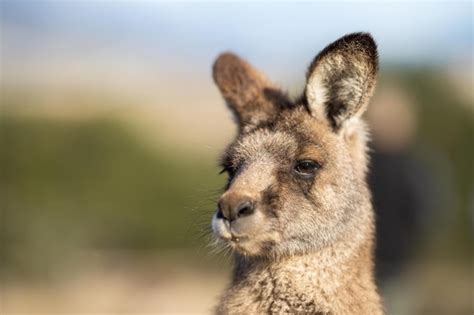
[392,68,473,255]
[1,111,224,278]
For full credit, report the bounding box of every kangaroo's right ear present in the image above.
[213,53,282,130]
[305,33,378,131]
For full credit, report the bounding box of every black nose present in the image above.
[217,195,255,222]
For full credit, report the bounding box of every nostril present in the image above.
[236,201,255,218]
[219,196,255,222]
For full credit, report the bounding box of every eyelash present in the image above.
[219,164,237,177]
[293,159,321,178]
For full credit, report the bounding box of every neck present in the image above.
[217,217,382,314]
[233,225,374,290]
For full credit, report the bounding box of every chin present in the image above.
[231,239,264,257]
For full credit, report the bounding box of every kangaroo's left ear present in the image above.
[305,33,378,130]
[213,52,287,131]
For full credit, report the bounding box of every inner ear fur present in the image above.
[213,52,286,129]
[305,32,379,130]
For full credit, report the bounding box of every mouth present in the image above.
[229,234,249,244]
[216,230,250,244]
[212,215,251,247]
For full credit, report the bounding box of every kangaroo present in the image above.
[211,33,383,314]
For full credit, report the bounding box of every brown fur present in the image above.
[211,33,383,314]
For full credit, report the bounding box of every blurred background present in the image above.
[0,1,472,314]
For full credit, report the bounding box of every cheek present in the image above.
[277,183,342,233]
[276,166,317,200]
[260,184,281,218]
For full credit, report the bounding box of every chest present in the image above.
[222,269,331,314]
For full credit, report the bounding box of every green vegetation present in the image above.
[1,115,224,277]
[391,68,473,256]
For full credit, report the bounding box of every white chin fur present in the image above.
[212,213,232,240]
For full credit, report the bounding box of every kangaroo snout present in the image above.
[218,193,256,222]
[213,191,266,244]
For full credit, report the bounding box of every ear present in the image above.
[213,52,284,129]
[305,33,378,130]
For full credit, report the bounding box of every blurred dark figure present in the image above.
[367,87,436,282]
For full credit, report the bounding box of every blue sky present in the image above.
[1,1,472,88]
[2,1,472,61]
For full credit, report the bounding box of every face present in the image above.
[210,33,378,258]
[212,108,366,257]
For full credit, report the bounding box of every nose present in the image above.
[217,194,255,222]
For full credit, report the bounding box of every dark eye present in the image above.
[294,160,320,178]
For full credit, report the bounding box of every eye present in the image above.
[293,160,320,178]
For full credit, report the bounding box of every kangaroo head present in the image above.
[212,33,378,258]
